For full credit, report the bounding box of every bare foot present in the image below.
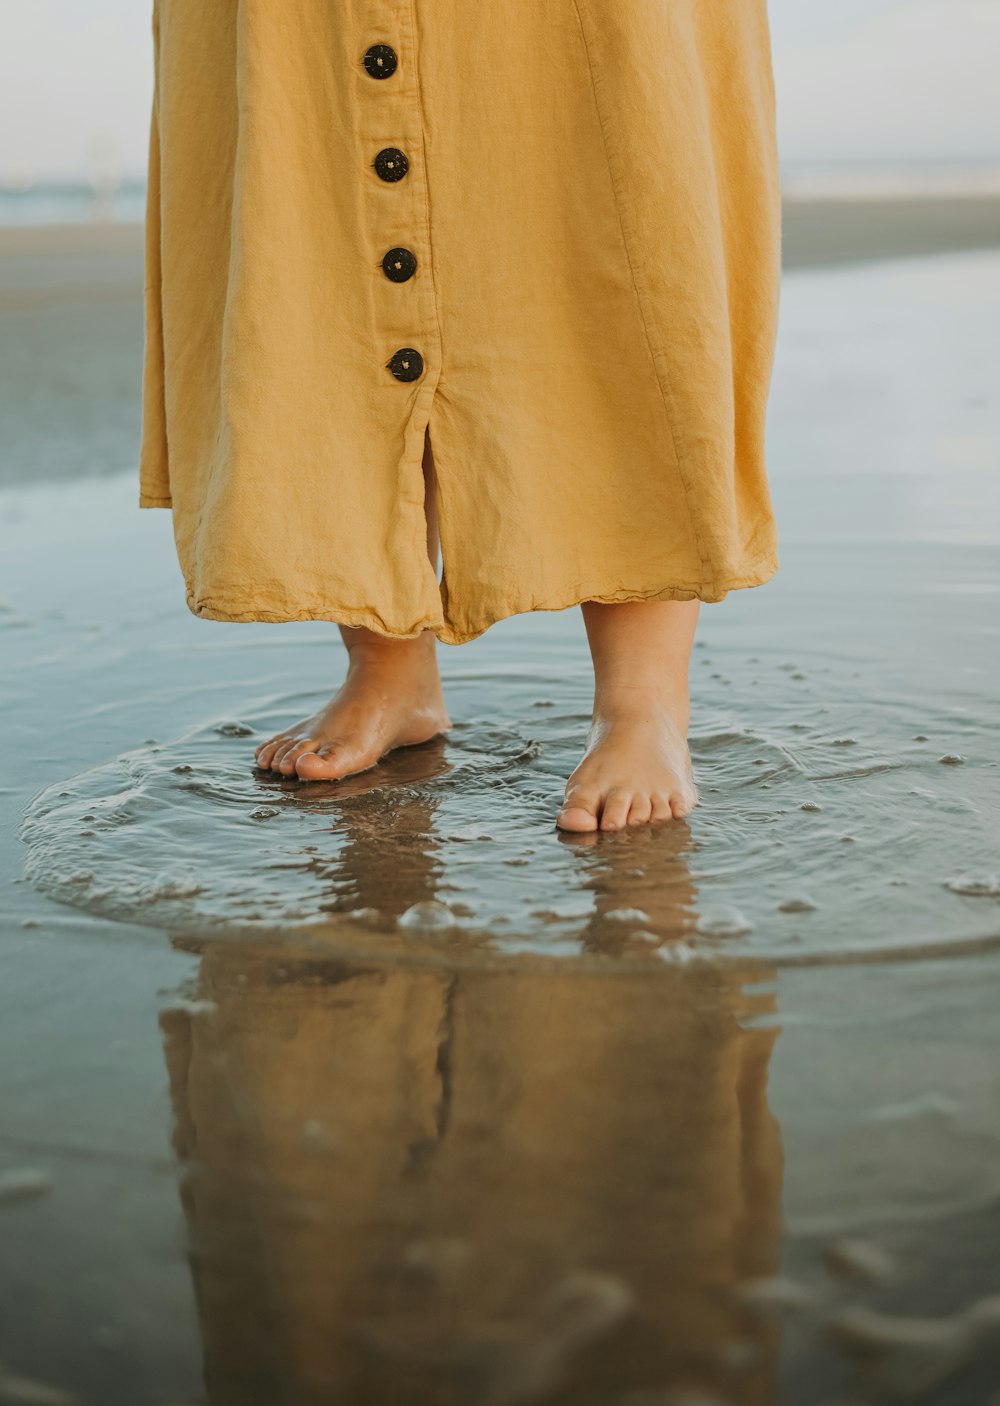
[254,632,451,782]
[556,598,701,833]
[557,690,698,832]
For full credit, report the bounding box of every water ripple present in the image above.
[18,672,1000,968]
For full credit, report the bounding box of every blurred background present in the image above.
[2,0,999,219]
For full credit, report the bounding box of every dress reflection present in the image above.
[161,778,783,1405]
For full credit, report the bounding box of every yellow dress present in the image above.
[140,0,781,645]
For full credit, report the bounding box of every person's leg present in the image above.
[255,429,450,780]
[557,599,699,832]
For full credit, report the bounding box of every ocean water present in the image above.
[0,179,148,227]
[2,250,1000,1403]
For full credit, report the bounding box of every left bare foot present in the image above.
[254,631,450,782]
[557,689,698,832]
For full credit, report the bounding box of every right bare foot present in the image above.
[254,631,451,782]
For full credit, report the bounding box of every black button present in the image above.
[363,44,397,79]
[382,247,417,282]
[373,147,409,182]
[387,348,424,382]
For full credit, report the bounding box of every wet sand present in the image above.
[781,193,1000,268]
[2,209,1000,1403]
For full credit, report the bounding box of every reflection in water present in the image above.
[163,950,781,1405]
[160,792,784,1405]
[309,742,448,927]
[301,749,698,961]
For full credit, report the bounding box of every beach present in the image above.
[2,200,1000,1404]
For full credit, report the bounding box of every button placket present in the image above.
[361,31,425,383]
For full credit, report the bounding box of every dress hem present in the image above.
[183,556,780,646]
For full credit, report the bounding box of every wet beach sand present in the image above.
[2,201,1000,1404]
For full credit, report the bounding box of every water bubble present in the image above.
[799,801,822,812]
[827,1297,1000,1394]
[777,895,817,914]
[398,900,456,932]
[832,737,857,746]
[250,807,280,821]
[696,904,753,938]
[149,871,203,900]
[939,754,965,765]
[604,907,651,925]
[0,1168,52,1203]
[657,941,699,965]
[824,1237,895,1285]
[945,873,1000,898]
[161,998,217,1018]
[914,734,929,742]
[215,722,254,737]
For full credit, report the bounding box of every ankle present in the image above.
[341,627,437,668]
[593,678,690,730]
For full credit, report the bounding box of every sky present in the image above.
[0,0,998,182]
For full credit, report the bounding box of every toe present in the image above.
[272,740,302,774]
[669,789,695,818]
[627,794,653,827]
[281,737,318,772]
[599,787,632,832]
[556,788,601,833]
[556,806,600,833]
[650,792,673,822]
[255,737,285,769]
[295,742,370,781]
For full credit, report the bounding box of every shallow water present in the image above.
[2,251,1000,1404]
[17,650,1000,966]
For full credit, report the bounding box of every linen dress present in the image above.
[140,0,781,645]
